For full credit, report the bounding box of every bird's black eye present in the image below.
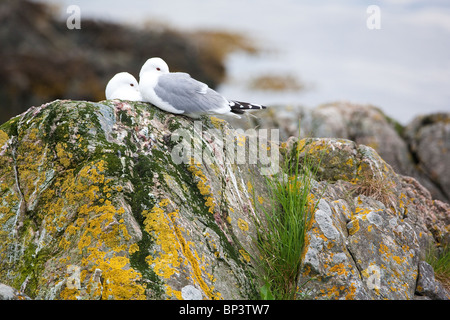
[156,67,161,71]
[130,83,134,87]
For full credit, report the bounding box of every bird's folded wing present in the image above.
[154,73,230,114]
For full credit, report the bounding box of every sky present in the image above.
[37,0,450,124]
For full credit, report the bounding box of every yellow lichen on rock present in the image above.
[187,159,216,214]
[143,201,181,279]
[16,127,48,203]
[239,249,251,263]
[38,159,146,299]
[85,248,145,300]
[237,218,249,232]
[56,142,73,168]
[348,219,360,236]
[143,198,221,300]
[0,130,8,148]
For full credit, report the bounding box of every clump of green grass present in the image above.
[253,140,323,300]
[426,244,450,291]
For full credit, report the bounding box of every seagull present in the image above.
[139,57,266,118]
[105,72,142,101]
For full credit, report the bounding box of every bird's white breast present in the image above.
[140,72,184,114]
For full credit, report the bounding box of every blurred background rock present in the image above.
[0,0,256,123]
[231,103,450,202]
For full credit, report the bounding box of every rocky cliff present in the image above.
[0,100,448,300]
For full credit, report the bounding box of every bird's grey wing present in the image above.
[154,73,230,114]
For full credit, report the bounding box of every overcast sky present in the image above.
[37,0,450,123]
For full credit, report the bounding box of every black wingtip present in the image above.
[229,100,267,112]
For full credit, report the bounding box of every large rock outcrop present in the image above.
[0,99,276,299]
[292,138,449,299]
[0,100,448,300]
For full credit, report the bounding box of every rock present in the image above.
[292,138,449,300]
[309,103,415,178]
[0,99,276,299]
[233,102,450,202]
[415,261,450,300]
[0,100,448,300]
[233,102,412,174]
[404,113,450,202]
[0,283,30,300]
[181,285,203,300]
[295,138,401,193]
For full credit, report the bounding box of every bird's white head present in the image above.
[105,72,140,100]
[139,57,170,79]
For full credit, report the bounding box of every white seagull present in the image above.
[105,72,142,101]
[139,57,266,118]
